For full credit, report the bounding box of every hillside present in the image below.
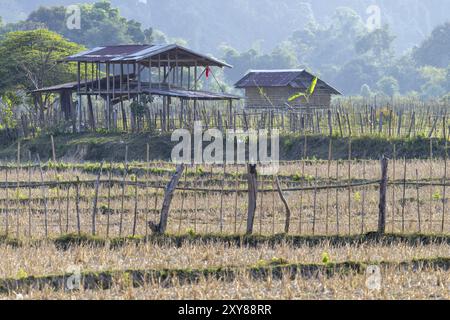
[1,0,449,54]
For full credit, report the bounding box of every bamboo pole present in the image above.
[119,145,128,236]
[391,144,396,233]
[361,159,366,234]
[416,169,421,233]
[91,162,104,236]
[347,139,352,235]
[401,157,407,233]
[37,154,48,237]
[271,175,276,235]
[246,164,258,235]
[145,144,150,238]
[75,176,81,236]
[132,175,139,236]
[429,139,433,231]
[178,169,187,234]
[65,184,70,233]
[106,163,112,238]
[325,138,332,235]
[234,167,239,234]
[442,116,447,233]
[219,164,226,233]
[378,156,389,234]
[336,160,340,234]
[16,141,20,238]
[4,166,9,236]
[312,167,318,235]
[27,151,32,238]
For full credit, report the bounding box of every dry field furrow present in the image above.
[0,241,449,279]
[2,268,449,300]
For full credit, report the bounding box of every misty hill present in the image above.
[1,0,450,54]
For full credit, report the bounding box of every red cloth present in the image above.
[205,66,210,79]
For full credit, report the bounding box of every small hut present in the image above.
[32,44,240,132]
[234,69,341,110]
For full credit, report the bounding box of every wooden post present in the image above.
[65,185,70,233]
[327,109,333,137]
[178,169,187,234]
[442,115,447,233]
[37,154,48,237]
[401,157,407,232]
[4,168,9,236]
[75,176,81,236]
[145,144,150,238]
[27,151,32,238]
[391,144,396,233]
[91,161,104,236]
[416,169,421,233]
[325,138,332,235]
[50,135,56,162]
[246,164,257,235]
[347,139,352,235]
[132,175,139,236]
[219,164,226,233]
[312,167,318,235]
[275,176,291,234]
[119,145,128,236]
[378,155,389,234]
[233,167,239,234]
[16,141,21,238]
[149,164,185,234]
[106,163,112,238]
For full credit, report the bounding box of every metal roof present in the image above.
[234,69,341,95]
[143,87,242,101]
[64,44,232,68]
[235,70,304,88]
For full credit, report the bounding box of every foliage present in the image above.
[0,29,84,93]
[288,76,318,103]
[221,42,298,84]
[24,1,160,48]
[413,22,450,68]
[0,91,21,129]
[376,76,400,97]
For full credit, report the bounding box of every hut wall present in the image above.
[244,87,331,109]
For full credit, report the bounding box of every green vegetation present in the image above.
[1,256,449,294]
[2,232,450,250]
[1,132,449,162]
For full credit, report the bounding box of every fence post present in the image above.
[149,164,185,234]
[378,155,389,234]
[92,162,104,236]
[275,176,291,234]
[246,164,257,235]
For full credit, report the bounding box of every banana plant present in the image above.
[288,76,318,103]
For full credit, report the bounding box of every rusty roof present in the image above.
[64,44,232,68]
[234,69,341,95]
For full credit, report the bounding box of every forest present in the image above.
[0,0,450,301]
[0,0,449,98]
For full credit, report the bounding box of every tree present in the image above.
[376,76,399,97]
[290,7,366,75]
[445,65,450,91]
[387,54,424,94]
[355,25,395,64]
[413,22,450,68]
[334,58,380,95]
[360,84,372,98]
[0,29,84,124]
[25,1,161,48]
[221,43,298,84]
